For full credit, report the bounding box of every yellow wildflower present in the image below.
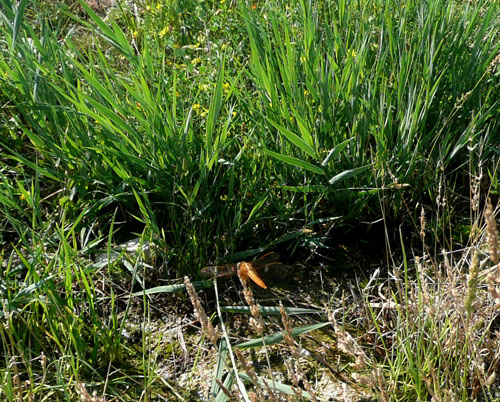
[132,30,138,39]
[159,26,169,38]
[192,103,201,111]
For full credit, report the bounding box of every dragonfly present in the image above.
[201,252,281,289]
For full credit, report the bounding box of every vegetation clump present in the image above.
[1,0,500,400]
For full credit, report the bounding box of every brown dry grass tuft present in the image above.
[352,199,500,400]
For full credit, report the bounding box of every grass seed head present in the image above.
[184,276,219,345]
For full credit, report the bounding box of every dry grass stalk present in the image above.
[328,311,368,371]
[237,273,277,400]
[419,206,426,241]
[373,368,389,402]
[214,378,233,399]
[238,270,264,335]
[234,348,260,390]
[485,199,499,265]
[280,303,296,354]
[284,360,302,398]
[234,348,276,401]
[75,383,106,402]
[465,250,480,314]
[12,374,21,401]
[280,304,318,402]
[486,53,500,74]
[485,199,500,307]
[184,276,220,345]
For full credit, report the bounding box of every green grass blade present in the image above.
[220,306,321,315]
[210,338,228,399]
[130,281,213,296]
[263,149,324,175]
[236,322,329,350]
[265,117,317,158]
[328,165,372,185]
[11,0,28,51]
[238,373,313,400]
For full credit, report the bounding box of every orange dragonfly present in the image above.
[201,252,281,289]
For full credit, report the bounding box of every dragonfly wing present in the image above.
[252,252,280,268]
[201,264,237,278]
[246,266,268,289]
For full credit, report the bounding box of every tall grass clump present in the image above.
[0,0,267,399]
[0,0,288,275]
[243,0,500,221]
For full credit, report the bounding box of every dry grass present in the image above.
[182,200,500,401]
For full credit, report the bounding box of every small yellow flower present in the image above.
[200,108,209,117]
[199,83,210,91]
[146,5,151,11]
[159,26,169,38]
[132,30,138,39]
[303,89,309,96]
[232,111,236,117]
[156,4,162,10]
[192,103,201,111]
[191,58,201,65]
[221,43,227,50]
[19,193,26,201]
[348,48,357,58]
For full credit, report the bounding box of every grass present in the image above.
[1,0,500,400]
